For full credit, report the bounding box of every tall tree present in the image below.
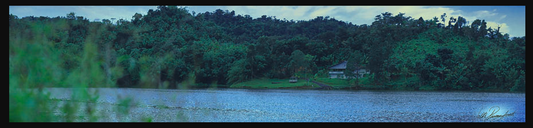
[448,16,456,29]
[227,59,251,85]
[440,13,447,28]
[345,50,364,79]
[289,50,307,77]
[479,20,488,37]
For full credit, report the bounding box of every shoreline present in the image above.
[228,86,521,93]
[226,77,523,92]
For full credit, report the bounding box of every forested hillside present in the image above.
[9,6,525,91]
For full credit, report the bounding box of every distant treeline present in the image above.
[9,6,524,91]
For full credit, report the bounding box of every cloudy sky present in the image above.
[9,6,525,37]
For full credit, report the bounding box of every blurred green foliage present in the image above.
[9,13,129,122]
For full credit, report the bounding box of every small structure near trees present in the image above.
[328,61,370,79]
[289,76,298,83]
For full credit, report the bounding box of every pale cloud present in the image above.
[499,15,507,20]
[474,10,497,17]
[73,6,156,21]
[291,6,313,19]
[224,6,316,21]
[473,9,507,22]
[273,6,314,20]
[309,6,338,18]
[381,6,461,24]
[486,22,509,35]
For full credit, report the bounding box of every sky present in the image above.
[9,6,525,37]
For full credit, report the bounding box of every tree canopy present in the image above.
[9,6,525,91]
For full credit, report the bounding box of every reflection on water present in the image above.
[45,88,525,122]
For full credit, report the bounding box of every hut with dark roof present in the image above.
[328,61,370,79]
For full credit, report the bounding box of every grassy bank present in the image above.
[229,77,376,90]
[228,76,426,91]
[230,78,314,89]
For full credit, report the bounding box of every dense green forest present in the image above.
[9,6,525,92]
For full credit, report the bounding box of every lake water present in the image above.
[45,88,525,122]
